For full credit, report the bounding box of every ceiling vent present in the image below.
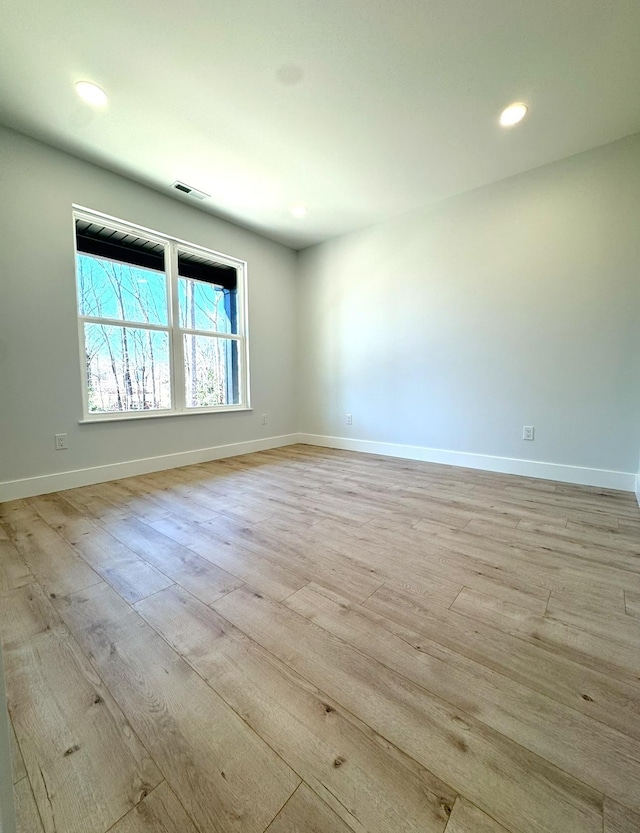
[171,181,210,201]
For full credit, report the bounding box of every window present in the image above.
[74,207,249,420]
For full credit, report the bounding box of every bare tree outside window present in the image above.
[77,255,171,412]
[179,275,236,407]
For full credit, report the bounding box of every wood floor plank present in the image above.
[490,483,634,521]
[148,513,308,600]
[102,517,245,604]
[364,584,640,740]
[451,588,542,631]
[624,590,640,618]
[5,445,640,833]
[200,516,387,604]
[34,501,176,604]
[247,486,376,527]
[264,783,355,833]
[177,484,281,526]
[445,796,512,833]
[132,474,221,523]
[263,514,470,602]
[14,777,45,833]
[546,589,640,644]
[135,584,454,833]
[109,782,199,833]
[0,584,162,833]
[411,490,568,530]
[517,519,574,535]
[92,480,171,522]
[604,797,640,833]
[420,532,634,602]
[235,490,331,528]
[58,486,130,523]
[212,586,604,833]
[451,587,640,686]
[465,518,640,574]
[547,585,626,615]
[71,534,175,604]
[259,516,469,607]
[10,715,27,783]
[27,494,95,540]
[55,581,300,833]
[285,583,640,812]
[0,531,33,592]
[0,500,36,523]
[459,531,637,595]
[341,483,634,580]
[1,510,101,600]
[339,511,639,599]
[566,512,620,531]
[309,517,551,611]
[414,500,524,530]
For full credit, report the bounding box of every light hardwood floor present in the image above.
[1,444,640,833]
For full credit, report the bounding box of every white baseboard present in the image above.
[0,434,299,502]
[298,433,636,492]
[2,431,635,502]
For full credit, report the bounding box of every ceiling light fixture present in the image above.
[499,102,527,127]
[290,205,308,218]
[75,81,108,107]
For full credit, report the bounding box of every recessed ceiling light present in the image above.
[499,102,527,127]
[75,81,108,107]
[290,205,308,218]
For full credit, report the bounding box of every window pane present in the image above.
[178,277,237,334]
[84,323,171,413]
[184,335,239,407]
[77,253,168,325]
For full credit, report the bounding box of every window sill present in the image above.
[79,406,252,424]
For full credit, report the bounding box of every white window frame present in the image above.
[73,206,250,422]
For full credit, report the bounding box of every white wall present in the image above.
[2,126,640,496]
[0,126,298,497]
[297,134,640,487]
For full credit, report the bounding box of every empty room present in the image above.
[1,2,640,833]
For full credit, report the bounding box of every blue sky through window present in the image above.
[77,253,168,325]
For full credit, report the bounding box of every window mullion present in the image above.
[168,241,185,412]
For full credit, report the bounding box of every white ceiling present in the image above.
[1,0,640,249]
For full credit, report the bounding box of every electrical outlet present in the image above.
[346,413,353,425]
[54,433,68,450]
[522,425,535,441]
[261,413,268,425]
